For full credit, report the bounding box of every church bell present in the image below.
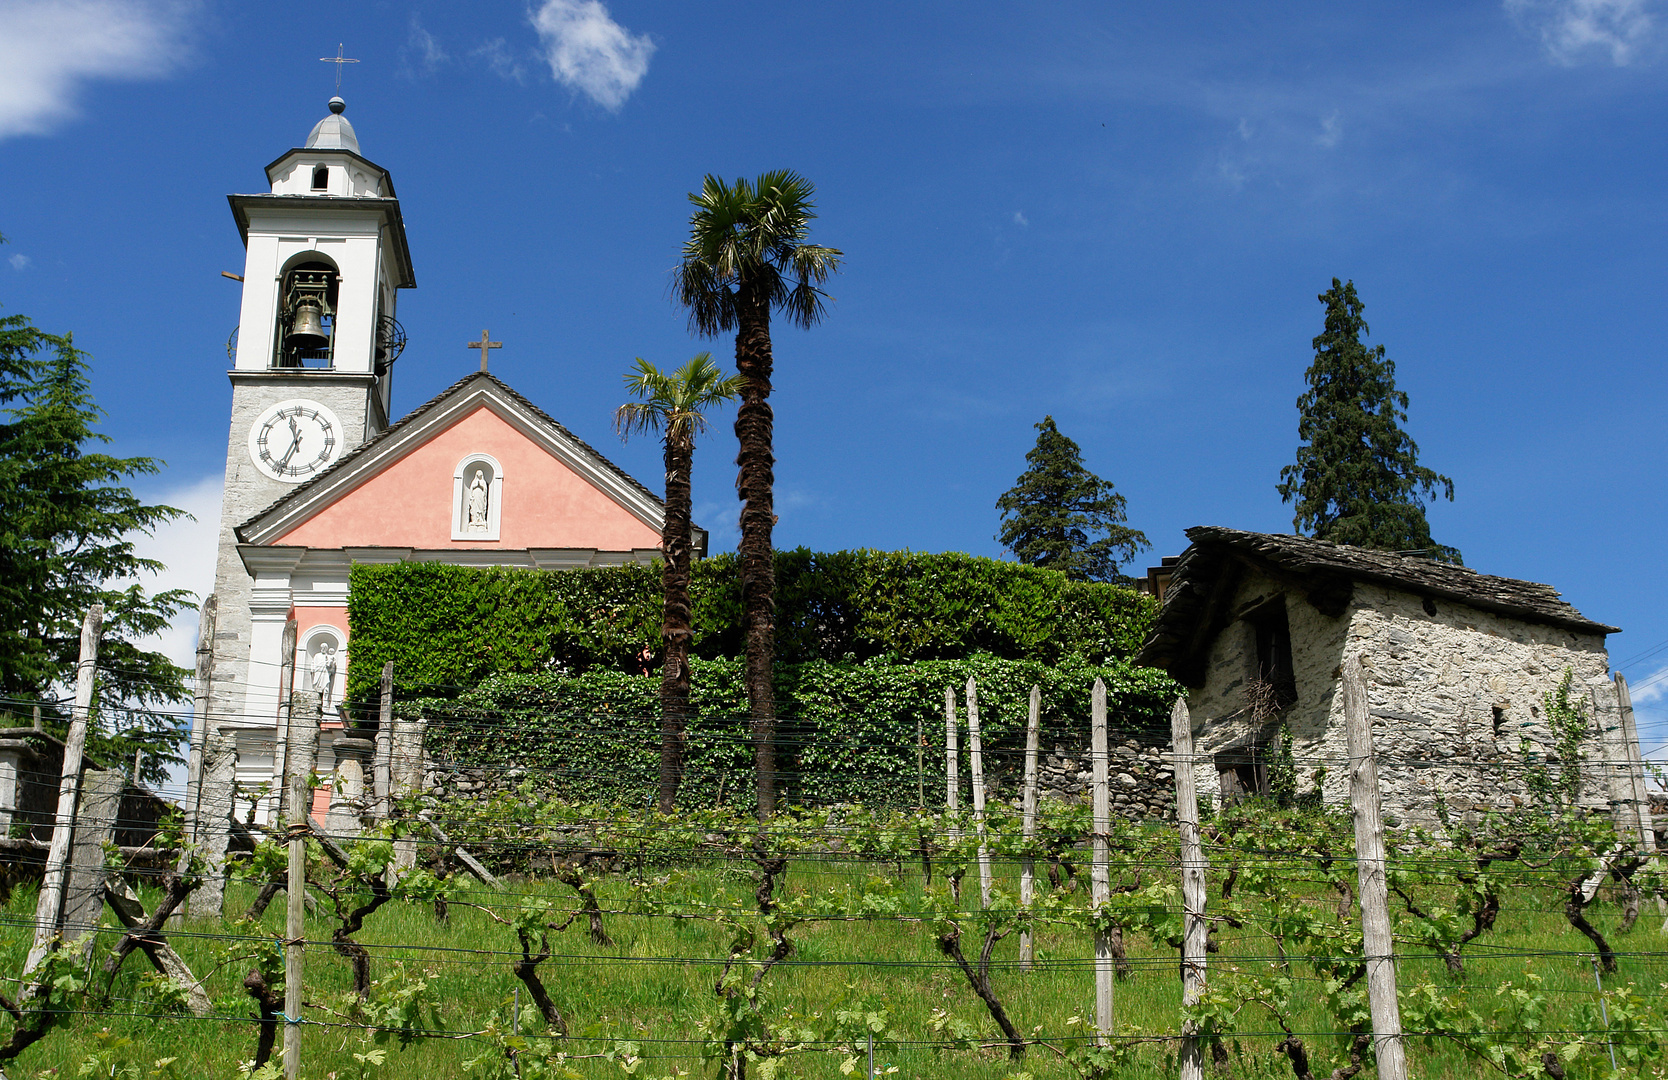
[286,295,329,349]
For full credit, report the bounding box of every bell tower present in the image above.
[226,95,414,432]
[207,97,416,754]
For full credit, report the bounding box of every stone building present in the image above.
[1135,527,1642,828]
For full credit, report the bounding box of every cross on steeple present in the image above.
[319,44,359,92]
[468,330,502,372]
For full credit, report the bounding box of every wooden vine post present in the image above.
[1342,655,1408,1080]
[27,604,103,973]
[183,594,217,845]
[283,690,322,1080]
[1613,674,1665,920]
[1613,674,1659,854]
[1172,695,1208,1080]
[374,661,395,821]
[916,716,925,808]
[967,677,992,908]
[944,686,961,901]
[1091,677,1114,1043]
[944,686,959,812]
[1594,685,1636,839]
[1019,684,1041,970]
[272,618,299,822]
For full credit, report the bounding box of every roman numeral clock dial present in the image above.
[248,400,343,482]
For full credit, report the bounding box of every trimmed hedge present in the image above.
[414,654,1178,808]
[345,549,1157,704]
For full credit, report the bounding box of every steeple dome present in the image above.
[304,96,360,154]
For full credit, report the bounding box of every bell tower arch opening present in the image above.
[275,255,341,368]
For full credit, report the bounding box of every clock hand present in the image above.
[274,419,302,470]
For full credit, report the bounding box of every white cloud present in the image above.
[1012,211,1028,226]
[0,0,193,140]
[1505,0,1656,65]
[1236,117,1253,141]
[529,0,655,111]
[406,14,449,74]
[7,253,29,270]
[1315,109,1343,147]
[123,472,222,671]
[473,37,529,84]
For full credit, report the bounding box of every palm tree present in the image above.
[674,170,842,817]
[616,353,744,813]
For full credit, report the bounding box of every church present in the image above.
[202,97,681,820]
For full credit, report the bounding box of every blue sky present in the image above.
[2,0,1666,761]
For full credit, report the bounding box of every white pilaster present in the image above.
[238,547,305,733]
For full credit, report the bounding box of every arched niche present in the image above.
[453,453,504,541]
[297,625,347,710]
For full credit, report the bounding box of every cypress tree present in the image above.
[995,416,1149,583]
[1277,279,1459,563]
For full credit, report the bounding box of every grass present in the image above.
[0,850,1663,1079]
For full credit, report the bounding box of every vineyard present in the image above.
[1,740,1664,1079]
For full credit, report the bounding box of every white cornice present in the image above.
[238,546,306,576]
[239,380,664,547]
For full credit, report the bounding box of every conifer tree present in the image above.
[0,310,193,783]
[995,416,1149,583]
[1277,279,1460,563]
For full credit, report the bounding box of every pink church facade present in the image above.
[224,373,683,822]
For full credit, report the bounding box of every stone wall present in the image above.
[1346,583,1614,826]
[1186,570,1620,828]
[1037,737,1176,820]
[1187,567,1348,811]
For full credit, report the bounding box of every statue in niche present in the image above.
[465,467,489,532]
[310,640,338,706]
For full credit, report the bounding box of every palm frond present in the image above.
[613,401,666,441]
[674,170,841,336]
[614,353,742,445]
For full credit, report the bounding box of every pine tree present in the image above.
[995,416,1149,583]
[1277,279,1459,563]
[0,313,194,784]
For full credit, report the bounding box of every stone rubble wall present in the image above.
[1186,569,1621,829]
[1037,738,1176,820]
[1343,582,1614,826]
[1188,567,1351,812]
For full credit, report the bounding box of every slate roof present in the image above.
[1136,526,1617,684]
[236,371,662,539]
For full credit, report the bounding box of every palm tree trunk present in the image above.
[733,285,777,817]
[658,435,695,814]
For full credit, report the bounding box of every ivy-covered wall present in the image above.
[345,549,1158,704]
[414,654,1178,808]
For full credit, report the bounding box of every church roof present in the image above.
[235,371,665,544]
[305,97,360,153]
[1135,526,1617,682]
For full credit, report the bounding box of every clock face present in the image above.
[248,400,342,482]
